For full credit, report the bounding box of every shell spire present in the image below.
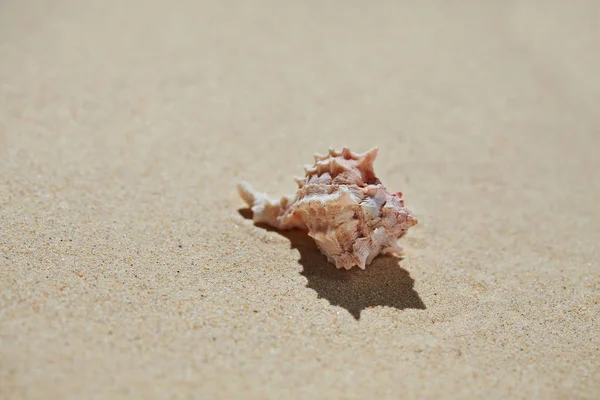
[238,147,417,270]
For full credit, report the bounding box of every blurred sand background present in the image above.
[1,0,599,398]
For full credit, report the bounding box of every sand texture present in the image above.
[1,1,599,399]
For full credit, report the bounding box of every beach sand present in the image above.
[1,1,599,398]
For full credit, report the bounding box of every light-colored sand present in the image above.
[1,1,599,398]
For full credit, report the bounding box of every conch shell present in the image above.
[238,147,417,270]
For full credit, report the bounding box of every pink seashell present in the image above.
[238,147,417,270]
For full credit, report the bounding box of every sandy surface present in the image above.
[1,1,599,398]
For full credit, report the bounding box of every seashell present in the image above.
[238,147,417,270]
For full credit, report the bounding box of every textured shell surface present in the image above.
[238,147,417,270]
